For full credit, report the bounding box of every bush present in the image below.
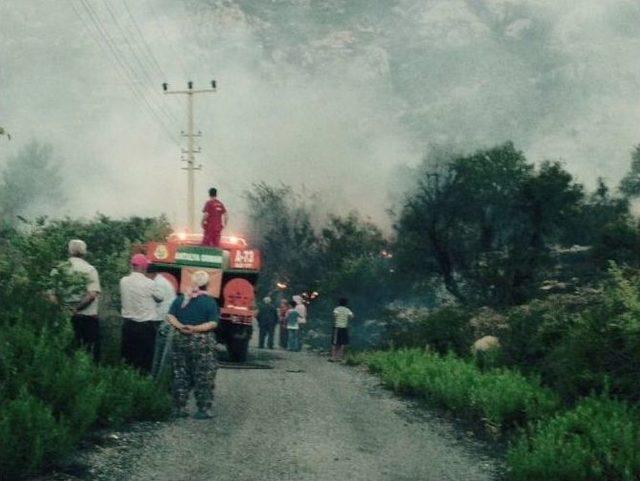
[354,349,559,431]
[0,391,71,480]
[507,397,640,481]
[471,370,558,429]
[0,216,173,478]
[385,306,474,356]
[96,366,171,428]
[0,328,171,478]
[542,267,640,401]
[501,296,578,373]
[23,333,102,442]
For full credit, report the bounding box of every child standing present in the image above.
[330,298,353,362]
[286,300,301,351]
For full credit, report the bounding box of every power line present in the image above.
[146,1,188,76]
[75,0,178,136]
[72,0,179,139]
[121,0,167,79]
[72,0,179,144]
[99,0,179,125]
[120,0,185,123]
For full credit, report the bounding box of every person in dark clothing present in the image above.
[257,297,278,349]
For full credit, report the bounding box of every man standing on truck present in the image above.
[201,187,228,247]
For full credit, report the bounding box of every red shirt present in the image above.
[203,198,227,232]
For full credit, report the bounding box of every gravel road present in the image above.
[52,342,501,481]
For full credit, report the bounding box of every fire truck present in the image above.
[144,232,261,362]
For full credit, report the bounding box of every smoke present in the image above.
[1,0,639,230]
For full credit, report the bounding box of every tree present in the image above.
[244,183,395,324]
[395,143,585,307]
[619,145,640,197]
[244,183,321,295]
[0,141,64,224]
[317,212,393,317]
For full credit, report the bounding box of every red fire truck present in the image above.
[145,232,261,362]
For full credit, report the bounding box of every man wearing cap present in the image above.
[120,254,164,373]
[257,297,278,349]
[167,270,219,419]
[201,187,228,247]
[64,239,102,362]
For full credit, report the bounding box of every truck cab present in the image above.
[144,233,261,362]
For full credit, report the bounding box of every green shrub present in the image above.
[357,349,558,431]
[507,397,640,481]
[543,267,640,402]
[0,340,170,478]
[96,366,171,428]
[0,391,71,480]
[471,370,558,429]
[386,306,474,356]
[23,334,102,442]
[501,297,575,373]
[0,216,173,479]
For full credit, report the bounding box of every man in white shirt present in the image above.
[65,239,102,362]
[120,253,164,373]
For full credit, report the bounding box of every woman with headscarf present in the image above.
[167,270,219,419]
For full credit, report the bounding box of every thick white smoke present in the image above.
[1,0,639,231]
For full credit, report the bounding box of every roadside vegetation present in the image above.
[348,349,559,432]
[0,213,172,479]
[249,142,640,480]
[3,139,640,479]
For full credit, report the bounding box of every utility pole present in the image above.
[163,80,216,231]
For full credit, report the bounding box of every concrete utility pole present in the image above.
[163,80,216,231]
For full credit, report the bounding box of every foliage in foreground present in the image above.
[499,266,640,402]
[382,306,476,357]
[507,397,640,481]
[0,218,172,479]
[350,349,559,431]
[0,323,171,479]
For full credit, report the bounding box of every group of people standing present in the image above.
[59,239,219,419]
[256,294,353,361]
[256,295,307,351]
[58,174,354,419]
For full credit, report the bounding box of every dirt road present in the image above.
[67,343,501,481]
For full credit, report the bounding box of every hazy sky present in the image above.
[1,0,640,231]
